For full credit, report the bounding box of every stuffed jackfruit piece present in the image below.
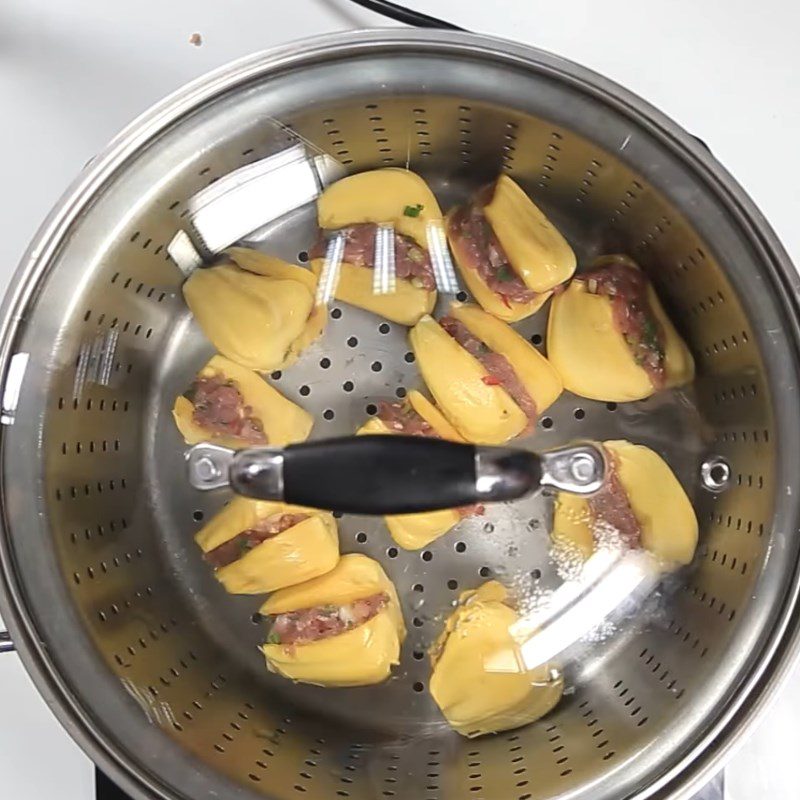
[260,554,406,687]
[447,175,576,322]
[226,246,327,360]
[172,354,312,449]
[310,169,440,325]
[547,255,695,402]
[195,497,338,595]
[356,390,482,550]
[551,439,698,567]
[409,304,563,444]
[429,581,564,738]
[183,252,320,371]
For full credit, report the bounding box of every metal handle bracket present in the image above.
[0,630,14,653]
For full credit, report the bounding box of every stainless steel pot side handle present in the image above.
[0,630,13,653]
[186,436,606,514]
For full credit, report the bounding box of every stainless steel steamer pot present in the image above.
[1,29,799,800]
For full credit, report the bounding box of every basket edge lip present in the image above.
[0,27,797,800]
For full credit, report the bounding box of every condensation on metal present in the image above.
[315,231,345,305]
[72,328,118,401]
[0,29,794,800]
[0,352,29,425]
[373,223,397,295]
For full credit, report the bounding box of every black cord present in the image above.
[344,0,466,31]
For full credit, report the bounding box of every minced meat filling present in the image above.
[266,592,390,646]
[439,316,538,426]
[310,223,436,290]
[587,450,641,550]
[204,513,310,569]
[186,374,268,444]
[457,503,486,519]
[580,258,665,388]
[447,193,538,306]
[377,400,437,437]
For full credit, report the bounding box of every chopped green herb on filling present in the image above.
[238,539,256,555]
[497,265,515,282]
[642,317,660,349]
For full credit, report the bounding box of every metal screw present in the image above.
[701,456,731,492]
[539,444,606,495]
[186,444,234,491]
[570,453,598,485]
[194,455,221,482]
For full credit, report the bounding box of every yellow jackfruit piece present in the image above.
[262,613,401,687]
[318,168,442,248]
[483,175,576,293]
[409,316,527,444]
[314,169,442,324]
[447,206,551,322]
[551,492,594,562]
[194,497,338,594]
[183,259,315,371]
[547,266,695,402]
[610,440,698,565]
[449,303,563,413]
[429,581,563,737]
[172,354,312,449]
[259,554,406,687]
[226,247,326,361]
[310,259,435,326]
[385,509,463,551]
[551,440,698,567]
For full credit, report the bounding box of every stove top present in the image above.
[96,771,130,800]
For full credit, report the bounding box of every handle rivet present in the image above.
[195,455,221,482]
[570,453,598,484]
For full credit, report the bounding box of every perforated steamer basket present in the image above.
[1,27,800,800]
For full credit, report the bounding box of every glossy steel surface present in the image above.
[0,28,798,800]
